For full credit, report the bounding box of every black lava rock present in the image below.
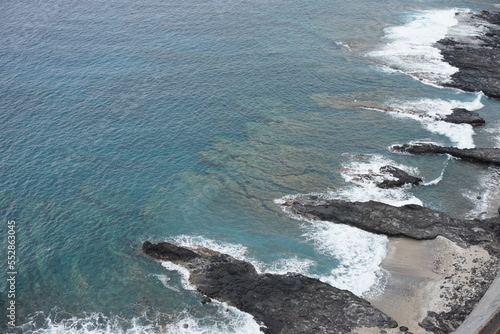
[143,242,398,334]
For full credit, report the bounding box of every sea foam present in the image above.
[167,235,314,276]
[369,9,460,86]
[19,307,264,334]
[275,155,429,296]
[337,154,423,206]
[369,94,483,149]
[168,232,384,297]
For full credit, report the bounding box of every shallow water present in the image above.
[1,0,499,332]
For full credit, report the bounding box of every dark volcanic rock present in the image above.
[350,165,422,189]
[143,241,199,262]
[436,11,500,98]
[284,197,499,246]
[391,142,500,165]
[143,241,398,334]
[377,165,423,188]
[442,108,485,126]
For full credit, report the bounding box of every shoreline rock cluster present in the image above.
[143,241,398,334]
[283,197,499,248]
[437,11,500,99]
[392,142,500,166]
[358,165,423,189]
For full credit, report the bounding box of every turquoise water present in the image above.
[1,0,500,332]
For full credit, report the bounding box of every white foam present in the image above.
[386,94,483,117]
[168,235,312,276]
[425,121,475,148]
[303,219,388,297]
[423,155,451,186]
[464,166,500,219]
[273,155,432,296]
[153,274,181,293]
[369,9,460,85]
[19,312,157,334]
[338,154,423,206]
[161,261,195,291]
[264,257,315,275]
[167,305,264,334]
[170,235,250,262]
[20,306,264,334]
[447,12,491,43]
[373,95,483,148]
[169,231,386,297]
[270,200,389,297]
[335,41,352,51]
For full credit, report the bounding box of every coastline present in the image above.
[367,236,497,333]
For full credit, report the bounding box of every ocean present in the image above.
[1,0,500,332]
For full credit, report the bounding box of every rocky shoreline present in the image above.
[391,143,500,166]
[143,241,398,334]
[283,196,499,248]
[436,11,500,99]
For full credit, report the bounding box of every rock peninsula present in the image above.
[143,241,398,334]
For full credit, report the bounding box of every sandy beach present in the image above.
[366,236,497,333]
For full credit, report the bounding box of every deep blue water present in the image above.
[1,0,500,332]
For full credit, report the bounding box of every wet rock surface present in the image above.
[143,241,398,334]
[436,11,500,98]
[392,142,500,166]
[442,108,485,126]
[284,196,499,247]
[341,164,422,189]
[376,165,423,189]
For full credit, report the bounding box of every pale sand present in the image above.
[366,236,493,334]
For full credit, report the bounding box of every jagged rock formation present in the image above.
[443,108,485,126]
[283,196,499,247]
[375,165,423,189]
[345,164,422,189]
[437,11,500,98]
[391,142,500,166]
[143,241,398,334]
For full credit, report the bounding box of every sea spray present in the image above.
[338,154,423,206]
[168,233,384,296]
[423,155,451,186]
[18,307,264,334]
[369,9,460,86]
[168,235,315,276]
[369,95,483,148]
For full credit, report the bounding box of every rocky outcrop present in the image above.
[443,108,485,126]
[283,196,499,246]
[436,11,500,99]
[391,142,500,165]
[349,165,422,189]
[322,98,485,125]
[348,165,422,189]
[376,165,423,188]
[143,241,398,334]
